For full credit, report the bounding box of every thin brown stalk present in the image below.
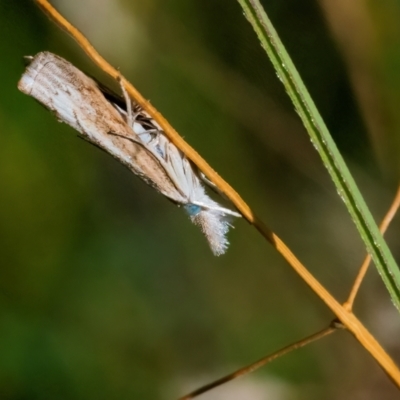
[345,185,400,311]
[179,184,400,398]
[178,324,337,399]
[34,0,400,386]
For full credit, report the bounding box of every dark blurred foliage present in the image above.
[1,0,400,399]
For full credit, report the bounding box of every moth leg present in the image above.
[190,200,242,218]
[134,128,161,152]
[146,129,161,145]
[198,171,238,207]
[199,172,219,191]
[117,74,137,127]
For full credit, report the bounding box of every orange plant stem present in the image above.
[345,185,400,310]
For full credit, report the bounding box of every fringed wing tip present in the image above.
[190,209,232,256]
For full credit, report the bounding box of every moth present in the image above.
[18,51,240,255]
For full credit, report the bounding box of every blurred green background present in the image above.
[1,0,400,399]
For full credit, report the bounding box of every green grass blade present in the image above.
[236,0,400,309]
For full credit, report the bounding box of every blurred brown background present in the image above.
[1,0,400,399]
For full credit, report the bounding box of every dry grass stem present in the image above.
[178,324,337,399]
